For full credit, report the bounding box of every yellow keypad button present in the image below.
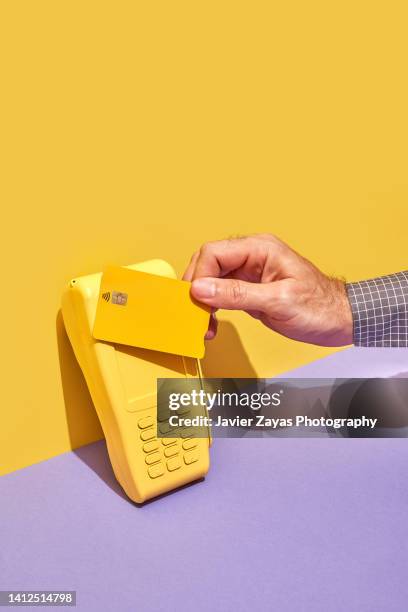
[138,416,154,429]
[161,437,178,446]
[164,446,179,458]
[177,406,190,415]
[180,429,195,439]
[182,439,197,451]
[167,457,182,472]
[145,452,161,465]
[148,463,165,479]
[184,451,199,465]
[143,441,159,453]
[159,422,174,435]
[140,429,155,441]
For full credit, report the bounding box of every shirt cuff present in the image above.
[345,271,408,347]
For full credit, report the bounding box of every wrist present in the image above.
[325,277,353,346]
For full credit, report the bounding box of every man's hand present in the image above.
[183,234,353,347]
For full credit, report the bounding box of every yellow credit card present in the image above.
[93,265,211,358]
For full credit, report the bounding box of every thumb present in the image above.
[191,277,271,311]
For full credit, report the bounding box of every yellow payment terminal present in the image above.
[61,260,210,503]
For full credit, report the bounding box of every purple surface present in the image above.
[283,346,408,378]
[1,348,408,612]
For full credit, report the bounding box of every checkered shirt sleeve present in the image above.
[346,271,408,347]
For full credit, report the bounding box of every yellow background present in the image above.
[1,1,407,475]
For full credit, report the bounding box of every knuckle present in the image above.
[276,285,294,305]
[229,279,246,305]
[258,233,285,247]
[248,233,282,251]
[199,241,215,256]
[257,232,276,241]
[226,234,248,243]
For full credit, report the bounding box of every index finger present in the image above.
[192,237,258,280]
[182,251,199,281]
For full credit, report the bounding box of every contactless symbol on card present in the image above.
[101,291,128,305]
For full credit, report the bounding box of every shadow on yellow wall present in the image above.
[56,311,103,449]
[201,321,257,379]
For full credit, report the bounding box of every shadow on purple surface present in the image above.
[329,377,408,436]
[73,440,129,501]
[73,439,206,506]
